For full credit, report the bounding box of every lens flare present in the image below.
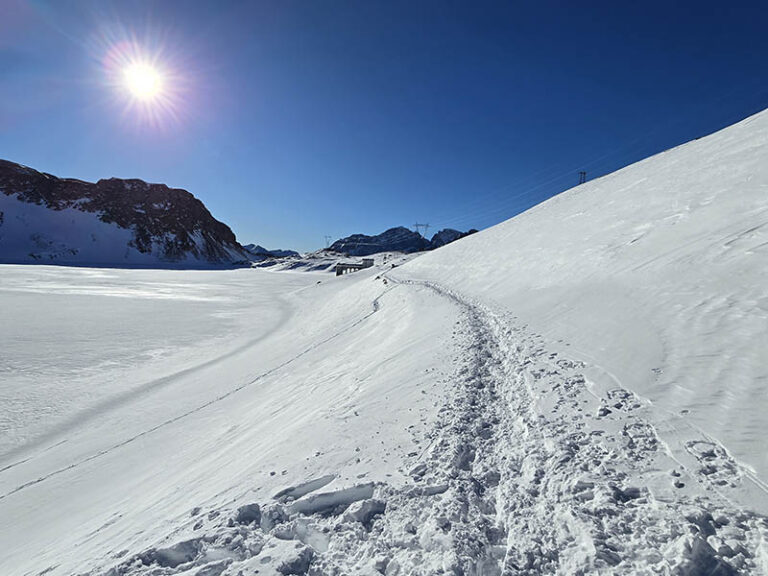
[123,63,162,100]
[94,24,192,130]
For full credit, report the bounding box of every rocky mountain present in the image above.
[327,226,431,256]
[430,227,477,248]
[327,226,476,256]
[0,159,250,266]
[242,244,300,259]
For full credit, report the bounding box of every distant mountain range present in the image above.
[0,158,478,267]
[242,244,300,259]
[0,159,251,267]
[327,226,476,256]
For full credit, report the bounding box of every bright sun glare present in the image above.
[102,35,185,127]
[123,63,162,100]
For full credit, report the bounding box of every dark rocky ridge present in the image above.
[328,226,476,257]
[328,227,431,256]
[430,228,477,248]
[0,159,249,264]
[242,244,300,259]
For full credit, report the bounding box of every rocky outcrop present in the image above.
[328,226,433,256]
[0,159,250,266]
[430,228,477,248]
[327,226,476,257]
[242,244,300,259]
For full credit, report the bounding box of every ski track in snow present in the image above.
[0,295,295,473]
[82,274,768,576]
[0,289,389,504]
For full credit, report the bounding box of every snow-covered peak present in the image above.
[327,226,475,256]
[0,159,251,267]
[242,243,300,259]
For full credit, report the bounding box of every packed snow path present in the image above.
[383,277,768,575]
[60,272,766,576]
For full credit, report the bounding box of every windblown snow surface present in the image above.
[1,109,768,576]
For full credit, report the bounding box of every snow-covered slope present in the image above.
[0,160,250,267]
[2,109,768,576]
[404,108,768,484]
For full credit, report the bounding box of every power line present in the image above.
[425,80,768,233]
[318,82,766,252]
[413,223,430,238]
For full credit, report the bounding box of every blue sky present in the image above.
[1,1,767,251]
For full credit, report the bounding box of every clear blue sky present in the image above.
[1,0,767,251]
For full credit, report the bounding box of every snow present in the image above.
[1,108,768,575]
[0,265,460,575]
[403,108,768,490]
[0,267,314,458]
[0,193,145,264]
[0,192,244,267]
[252,251,413,273]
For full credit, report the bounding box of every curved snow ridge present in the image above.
[83,275,768,576]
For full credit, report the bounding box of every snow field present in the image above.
[57,269,768,575]
[2,107,768,574]
[0,266,312,458]
[0,266,460,575]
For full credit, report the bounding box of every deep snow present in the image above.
[1,108,768,575]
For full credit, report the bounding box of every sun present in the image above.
[100,35,187,128]
[123,63,163,100]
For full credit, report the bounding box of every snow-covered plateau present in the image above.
[2,108,768,576]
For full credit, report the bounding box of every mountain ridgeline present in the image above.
[0,158,476,267]
[242,244,300,259]
[0,159,250,266]
[327,226,476,257]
